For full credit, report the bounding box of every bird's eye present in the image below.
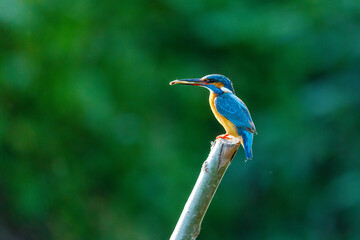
[204,78,213,83]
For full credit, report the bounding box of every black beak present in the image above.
[170,79,207,86]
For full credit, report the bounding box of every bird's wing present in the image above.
[215,93,256,133]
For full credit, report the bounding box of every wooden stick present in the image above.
[170,137,241,240]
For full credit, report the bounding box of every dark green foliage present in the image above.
[0,0,359,239]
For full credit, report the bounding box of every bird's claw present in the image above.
[216,134,231,140]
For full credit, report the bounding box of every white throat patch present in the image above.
[220,87,232,93]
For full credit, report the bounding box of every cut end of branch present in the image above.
[215,137,241,169]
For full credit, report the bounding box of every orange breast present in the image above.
[209,92,240,137]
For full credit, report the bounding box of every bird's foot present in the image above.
[216,134,231,140]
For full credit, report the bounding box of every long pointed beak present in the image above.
[169,78,207,86]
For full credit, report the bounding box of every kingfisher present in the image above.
[170,74,256,160]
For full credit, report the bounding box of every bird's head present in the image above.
[170,74,235,94]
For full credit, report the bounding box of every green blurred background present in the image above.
[1,0,360,239]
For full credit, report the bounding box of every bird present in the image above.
[170,74,256,160]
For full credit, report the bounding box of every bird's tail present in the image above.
[239,129,253,160]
